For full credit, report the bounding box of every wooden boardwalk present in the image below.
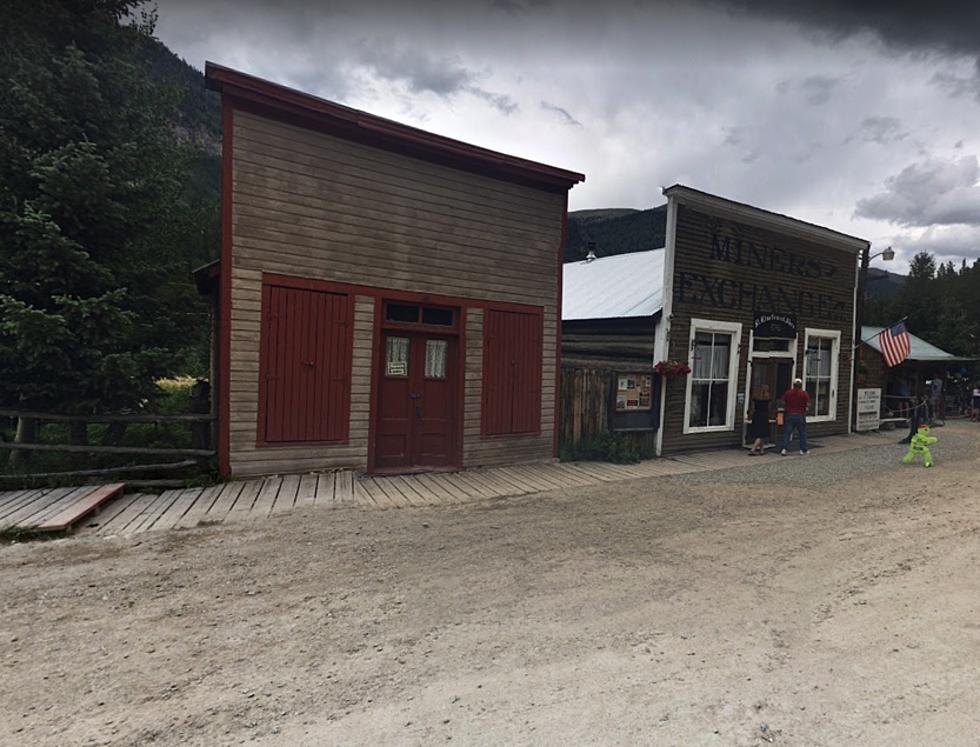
[0,483,124,534]
[74,430,895,537]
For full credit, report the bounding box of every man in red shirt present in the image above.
[781,378,811,455]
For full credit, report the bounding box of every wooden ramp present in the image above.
[74,429,899,538]
[0,483,124,534]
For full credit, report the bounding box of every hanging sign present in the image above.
[753,312,797,339]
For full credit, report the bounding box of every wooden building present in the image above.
[562,186,870,454]
[201,64,584,477]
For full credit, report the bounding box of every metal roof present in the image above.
[562,249,665,321]
[860,326,962,362]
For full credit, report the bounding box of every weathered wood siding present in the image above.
[561,317,656,371]
[662,204,857,453]
[228,107,562,475]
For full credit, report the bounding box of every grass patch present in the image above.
[560,432,656,464]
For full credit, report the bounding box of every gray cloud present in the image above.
[355,42,475,96]
[489,0,552,15]
[717,1,980,57]
[894,225,980,262]
[717,0,980,98]
[540,101,581,126]
[853,116,909,145]
[776,75,841,105]
[856,156,980,226]
[930,62,980,99]
[354,40,518,114]
[471,88,519,115]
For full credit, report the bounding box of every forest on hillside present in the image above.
[864,252,980,359]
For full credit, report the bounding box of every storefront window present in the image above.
[804,329,840,420]
[685,320,742,432]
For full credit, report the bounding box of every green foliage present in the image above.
[561,431,655,464]
[0,0,217,413]
[865,251,980,359]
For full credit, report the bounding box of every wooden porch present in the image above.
[0,429,896,539]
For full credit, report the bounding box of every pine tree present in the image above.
[0,0,208,424]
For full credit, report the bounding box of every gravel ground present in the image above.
[673,422,977,488]
[1,422,978,746]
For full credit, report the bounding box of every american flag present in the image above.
[879,321,911,368]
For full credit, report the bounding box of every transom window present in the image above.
[753,338,791,353]
[804,329,840,420]
[684,319,742,433]
[384,302,454,326]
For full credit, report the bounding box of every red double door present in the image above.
[376,331,457,471]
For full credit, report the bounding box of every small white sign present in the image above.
[856,388,881,431]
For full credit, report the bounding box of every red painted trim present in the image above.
[455,306,467,469]
[255,281,355,448]
[366,297,383,474]
[217,100,233,476]
[554,194,568,459]
[206,62,584,193]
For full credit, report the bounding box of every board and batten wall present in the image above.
[226,106,563,476]
[660,204,858,454]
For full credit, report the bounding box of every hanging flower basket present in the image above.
[654,359,691,378]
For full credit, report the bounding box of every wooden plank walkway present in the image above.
[0,483,124,534]
[63,429,897,538]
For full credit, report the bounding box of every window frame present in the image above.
[802,327,840,422]
[682,318,743,435]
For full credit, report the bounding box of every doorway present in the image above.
[375,302,460,471]
[746,357,794,443]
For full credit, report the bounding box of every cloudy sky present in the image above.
[154,0,980,271]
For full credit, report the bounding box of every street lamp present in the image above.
[853,246,894,426]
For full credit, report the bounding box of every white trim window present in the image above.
[684,319,742,433]
[803,328,840,421]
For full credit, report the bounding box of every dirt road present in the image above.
[2,425,979,745]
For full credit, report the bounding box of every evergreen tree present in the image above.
[0,0,211,421]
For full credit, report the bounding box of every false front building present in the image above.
[562,186,869,454]
[202,63,583,477]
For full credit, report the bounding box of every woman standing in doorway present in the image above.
[748,384,771,455]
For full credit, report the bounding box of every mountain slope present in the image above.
[565,205,667,262]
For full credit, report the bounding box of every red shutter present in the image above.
[482,308,543,436]
[260,285,352,443]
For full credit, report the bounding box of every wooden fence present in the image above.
[0,409,215,481]
[559,366,658,456]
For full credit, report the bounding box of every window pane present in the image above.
[816,380,831,416]
[424,339,447,379]
[709,381,729,426]
[818,340,832,378]
[711,335,731,379]
[692,332,713,379]
[689,382,710,428]
[422,307,453,326]
[386,303,419,323]
[386,337,409,377]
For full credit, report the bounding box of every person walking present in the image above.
[748,384,771,455]
[780,378,810,455]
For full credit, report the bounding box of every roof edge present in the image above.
[663,184,869,254]
[205,62,585,192]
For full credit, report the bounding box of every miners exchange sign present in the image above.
[673,232,851,323]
